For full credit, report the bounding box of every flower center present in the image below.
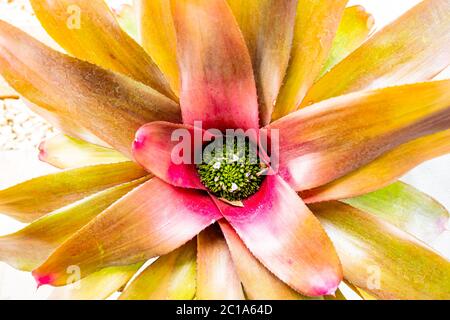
[196,136,266,201]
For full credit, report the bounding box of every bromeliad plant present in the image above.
[0,0,449,300]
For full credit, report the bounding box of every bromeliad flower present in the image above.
[0,0,449,300]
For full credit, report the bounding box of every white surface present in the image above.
[0,0,449,299]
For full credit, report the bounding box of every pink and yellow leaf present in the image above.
[268,80,450,191]
[32,178,221,286]
[302,0,450,107]
[0,21,180,157]
[0,177,147,271]
[302,129,450,202]
[30,0,175,99]
[219,220,315,300]
[0,162,147,222]
[214,175,342,297]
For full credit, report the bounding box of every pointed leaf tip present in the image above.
[34,272,54,288]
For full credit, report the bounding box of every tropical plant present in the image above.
[0,0,449,300]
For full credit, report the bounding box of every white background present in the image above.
[0,0,449,299]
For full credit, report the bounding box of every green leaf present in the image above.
[344,182,449,245]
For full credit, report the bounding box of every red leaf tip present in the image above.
[133,132,146,150]
[311,282,340,297]
[37,140,46,161]
[33,272,54,288]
